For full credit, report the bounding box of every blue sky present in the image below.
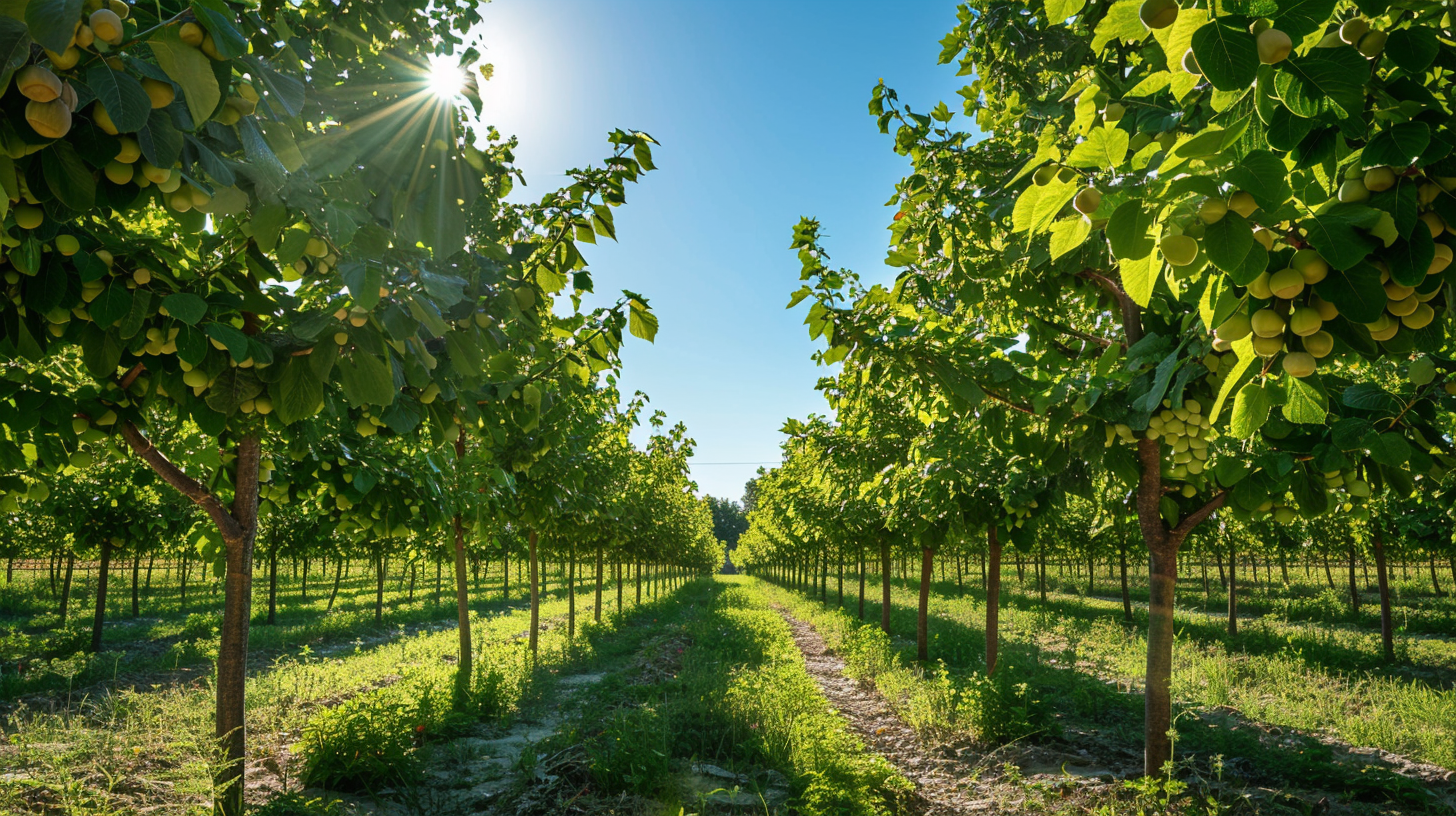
[472,0,968,501]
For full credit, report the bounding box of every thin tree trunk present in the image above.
[1324,553,1336,590]
[528,531,539,657]
[857,545,866,621]
[595,544,603,623]
[879,537,892,635]
[917,546,932,662]
[987,527,1002,675]
[1120,542,1133,624]
[408,560,416,603]
[267,542,278,626]
[635,560,642,605]
[1373,522,1394,662]
[453,504,473,696]
[91,539,112,652]
[374,550,385,626]
[327,557,342,611]
[568,543,576,640]
[1430,555,1443,596]
[837,548,844,608]
[1227,540,1238,637]
[59,553,74,622]
[179,556,188,611]
[616,558,623,614]
[131,553,140,618]
[302,556,309,602]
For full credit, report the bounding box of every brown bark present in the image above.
[59,553,74,622]
[879,537,892,635]
[130,553,140,617]
[986,526,1002,675]
[528,530,539,657]
[1227,540,1238,637]
[1373,522,1394,662]
[266,541,278,626]
[90,539,112,652]
[858,546,866,621]
[452,505,473,697]
[594,544,603,623]
[917,546,933,662]
[1120,542,1133,624]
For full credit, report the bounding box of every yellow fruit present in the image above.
[1283,352,1316,378]
[1420,211,1446,239]
[17,66,62,102]
[90,9,123,44]
[1229,191,1258,219]
[305,237,329,258]
[1388,295,1418,316]
[356,416,377,437]
[1103,102,1125,122]
[1340,18,1369,44]
[104,160,134,184]
[1291,249,1327,284]
[238,82,260,104]
[46,46,81,70]
[92,103,119,135]
[26,99,72,138]
[1364,166,1396,192]
[75,24,94,48]
[1215,313,1252,342]
[109,0,129,18]
[1032,165,1057,186]
[1140,0,1179,29]
[1252,227,1276,251]
[1312,295,1339,320]
[55,234,80,255]
[1252,308,1286,337]
[1289,307,1322,336]
[1269,267,1305,299]
[1247,272,1274,300]
[167,187,192,212]
[349,314,368,327]
[1305,330,1334,358]
[115,136,141,163]
[1198,197,1227,223]
[1384,280,1414,300]
[139,162,170,184]
[14,205,44,230]
[334,331,349,345]
[200,33,222,60]
[58,82,77,112]
[420,383,441,404]
[157,172,182,193]
[1257,28,1293,64]
[255,396,273,415]
[1073,187,1102,215]
[1430,244,1453,276]
[1338,179,1369,203]
[1367,314,1399,341]
[141,78,175,109]
[1253,334,1285,357]
[1160,234,1198,266]
[179,22,204,45]
[133,267,151,285]
[1402,303,1434,329]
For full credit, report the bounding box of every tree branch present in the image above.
[1171,490,1228,542]
[1034,315,1117,349]
[121,421,242,542]
[1079,269,1143,345]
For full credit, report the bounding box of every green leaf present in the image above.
[205,368,263,416]
[1366,432,1410,467]
[275,357,324,424]
[1387,229,1435,288]
[137,109,184,169]
[204,322,250,363]
[118,289,150,339]
[41,142,95,212]
[1282,375,1328,424]
[161,293,208,325]
[87,66,152,134]
[629,298,658,342]
[24,0,82,55]
[188,0,248,58]
[337,352,396,408]
[1202,212,1254,274]
[79,324,123,378]
[1300,204,1380,271]
[1118,253,1160,308]
[1068,126,1130,170]
[90,284,132,329]
[1091,0,1146,52]
[1231,380,1271,438]
[1271,0,1337,39]
[1199,274,1240,330]
[1362,123,1430,169]
[1191,22,1259,92]
[1274,48,1366,119]
[1313,261,1385,323]
[1224,150,1290,212]
[1385,27,1438,74]
[1045,0,1086,21]
[1049,217,1091,260]
[150,27,221,128]
[1209,336,1256,423]
[1106,200,1155,261]
[407,294,449,338]
[0,17,31,94]
[276,227,312,266]
[1265,107,1314,152]
[1012,178,1076,234]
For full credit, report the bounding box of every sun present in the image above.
[426,55,467,100]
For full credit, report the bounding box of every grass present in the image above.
[759,569,1453,810]
[0,567,675,815]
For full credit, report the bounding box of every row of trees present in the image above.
[742,0,1456,780]
[0,0,719,811]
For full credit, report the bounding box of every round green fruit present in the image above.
[1160,234,1198,266]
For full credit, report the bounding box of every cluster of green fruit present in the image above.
[1139,0,1297,67]
[1105,397,1216,486]
[999,498,1037,528]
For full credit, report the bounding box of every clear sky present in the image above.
[472,0,968,502]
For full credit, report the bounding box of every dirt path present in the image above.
[775,608,1002,815]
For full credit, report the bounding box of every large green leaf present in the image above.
[1012,178,1076,234]
[205,368,263,416]
[1106,200,1155,261]
[1387,229,1435,287]
[150,27,221,128]
[1274,48,1366,118]
[1091,0,1146,52]
[1362,122,1430,169]
[275,357,324,424]
[23,0,82,55]
[1068,126,1129,170]
[337,352,396,408]
[1271,0,1337,38]
[1118,253,1160,308]
[0,16,30,94]
[1300,204,1380,271]
[1202,212,1254,273]
[1282,375,1328,424]
[41,142,95,212]
[1313,261,1385,323]
[1049,217,1090,260]
[1385,27,1438,74]
[1191,22,1259,92]
[189,0,248,58]
[1224,150,1289,212]
[1231,379,1271,438]
[161,293,208,325]
[87,66,153,134]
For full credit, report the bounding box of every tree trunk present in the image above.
[879,537,892,635]
[453,500,473,697]
[267,542,278,626]
[986,527,1002,675]
[528,530,539,657]
[59,553,74,623]
[615,558,623,614]
[1037,545,1047,604]
[408,561,416,603]
[374,551,385,626]
[91,539,113,652]
[327,558,342,611]
[1430,555,1443,596]
[837,548,844,608]
[1227,540,1238,637]
[179,556,188,611]
[857,545,866,621]
[130,550,139,614]
[1324,553,1335,590]
[302,557,309,602]
[1373,522,1394,662]
[635,560,642,605]
[568,543,576,640]
[1348,544,1361,615]
[917,546,932,663]
[502,536,510,602]
[595,544,604,623]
